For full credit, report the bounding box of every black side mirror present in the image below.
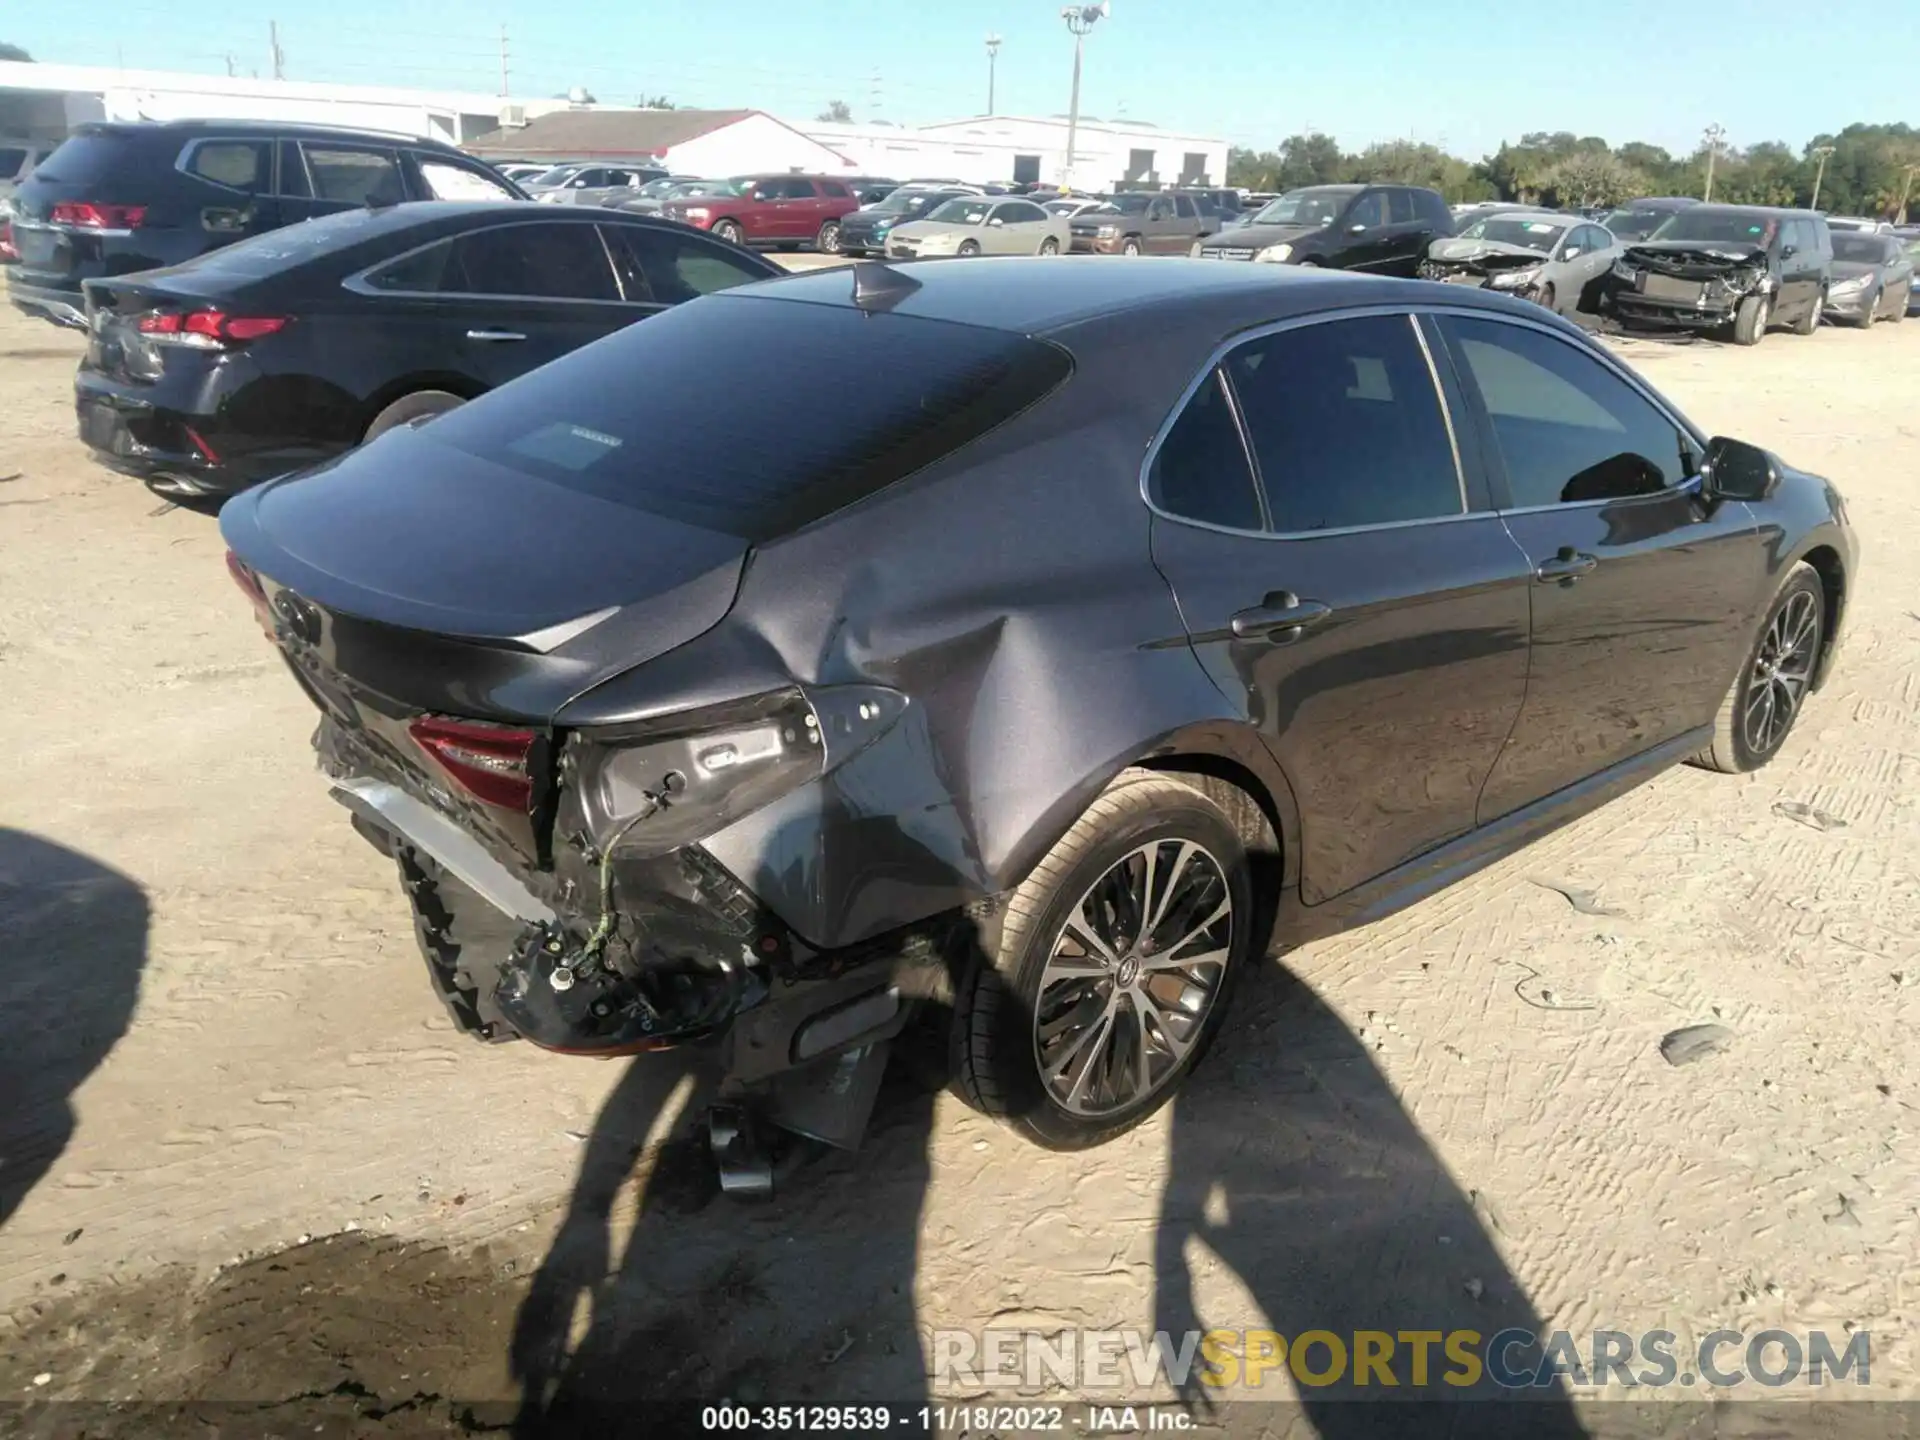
[1701,436,1780,502]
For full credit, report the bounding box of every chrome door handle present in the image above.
[1230,593,1333,641]
[466,328,526,342]
[1535,547,1598,583]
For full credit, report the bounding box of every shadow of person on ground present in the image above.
[1155,955,1588,1437]
[508,909,1009,1438]
[0,829,149,1231]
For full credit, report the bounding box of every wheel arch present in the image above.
[1797,541,1847,689]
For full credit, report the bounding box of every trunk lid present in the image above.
[219,424,749,720]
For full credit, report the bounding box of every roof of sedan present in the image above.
[746,256,1441,334]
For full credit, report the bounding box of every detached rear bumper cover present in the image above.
[8,277,85,327]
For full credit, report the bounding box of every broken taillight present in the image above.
[409,717,538,811]
[50,201,147,230]
[224,549,274,637]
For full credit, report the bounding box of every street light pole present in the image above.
[1701,123,1725,202]
[985,34,1001,116]
[1809,144,1834,211]
[1060,3,1108,192]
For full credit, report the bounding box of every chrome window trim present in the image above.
[1140,303,1475,541]
[173,135,273,196]
[342,218,637,306]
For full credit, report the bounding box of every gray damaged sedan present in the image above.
[1419,209,1619,316]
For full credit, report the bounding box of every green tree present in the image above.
[0,43,31,61]
[817,99,853,123]
[640,95,675,110]
[1538,151,1647,208]
[1275,132,1345,189]
[1226,145,1280,190]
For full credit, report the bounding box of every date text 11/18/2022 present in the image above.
[697,1403,1181,1433]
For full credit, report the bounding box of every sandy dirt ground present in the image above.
[1,287,1918,1435]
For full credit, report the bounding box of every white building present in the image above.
[800,114,1231,192]
[0,60,569,148]
[465,108,856,178]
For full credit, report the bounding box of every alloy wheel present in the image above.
[1743,589,1819,756]
[1033,839,1233,1117]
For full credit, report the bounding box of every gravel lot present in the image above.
[1,289,1917,1432]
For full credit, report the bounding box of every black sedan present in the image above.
[220,259,1855,1177]
[75,202,782,498]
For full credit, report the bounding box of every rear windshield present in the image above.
[165,206,398,278]
[27,131,144,188]
[421,294,1073,541]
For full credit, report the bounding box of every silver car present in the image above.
[526,163,666,207]
[886,196,1071,259]
[1419,209,1619,316]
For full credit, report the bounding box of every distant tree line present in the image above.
[1228,124,1920,219]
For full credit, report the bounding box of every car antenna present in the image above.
[849,259,922,314]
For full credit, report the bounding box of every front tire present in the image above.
[1791,290,1821,335]
[1732,294,1770,346]
[815,219,841,254]
[1038,236,1060,255]
[1855,289,1879,328]
[1536,281,1557,313]
[712,219,745,246]
[1121,237,1142,256]
[957,239,981,257]
[1692,561,1825,774]
[950,771,1253,1150]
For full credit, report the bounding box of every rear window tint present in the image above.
[422,295,1072,541]
[165,207,394,278]
[27,132,144,188]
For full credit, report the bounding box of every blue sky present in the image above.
[8,0,1906,158]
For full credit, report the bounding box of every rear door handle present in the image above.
[1535,547,1598,583]
[1229,593,1333,641]
[466,328,526,343]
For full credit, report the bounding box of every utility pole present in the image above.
[1897,163,1919,225]
[1808,144,1835,210]
[1060,3,1109,191]
[985,34,1001,116]
[223,52,237,77]
[269,21,285,81]
[498,25,510,97]
[1701,123,1725,201]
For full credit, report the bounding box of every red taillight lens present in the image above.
[0,219,15,263]
[50,201,147,230]
[136,310,287,347]
[225,550,273,636]
[409,717,538,811]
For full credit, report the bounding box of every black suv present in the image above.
[7,120,526,327]
[1194,183,1452,274]
[1604,205,1833,346]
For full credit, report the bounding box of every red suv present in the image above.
[658,174,861,252]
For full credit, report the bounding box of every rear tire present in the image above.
[364,389,465,443]
[948,770,1254,1150]
[1732,294,1770,346]
[1691,562,1825,775]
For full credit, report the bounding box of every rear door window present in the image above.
[1224,315,1463,532]
[302,144,405,204]
[421,298,1073,540]
[601,224,769,303]
[450,222,619,300]
[1388,188,1416,224]
[416,158,516,201]
[1149,370,1263,531]
[183,139,271,192]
